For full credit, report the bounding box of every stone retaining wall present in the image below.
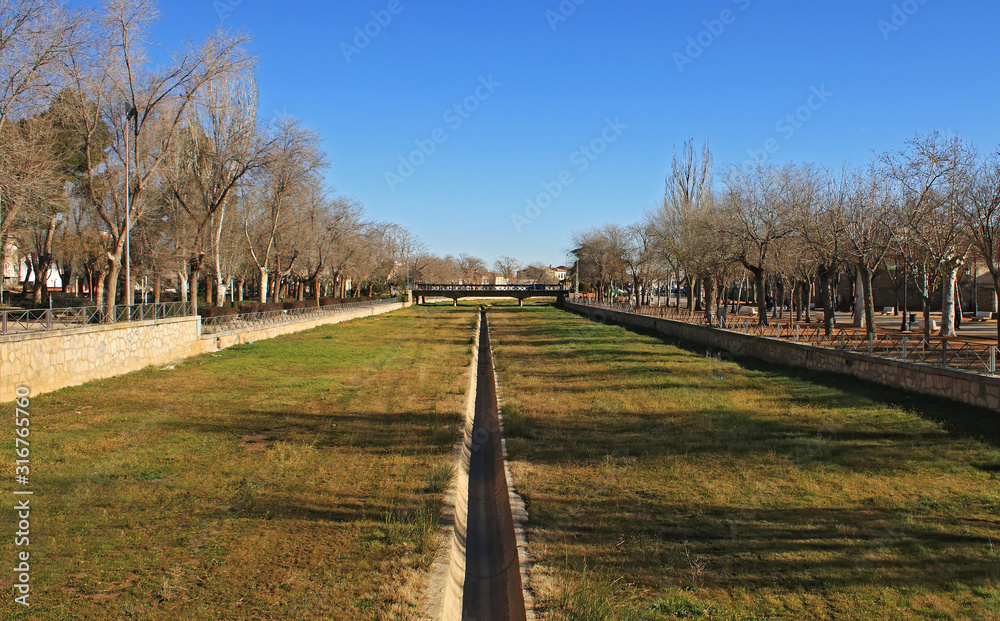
[564,302,1000,412]
[1,302,406,402]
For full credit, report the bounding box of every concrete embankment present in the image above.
[1,301,407,401]
[563,301,1000,412]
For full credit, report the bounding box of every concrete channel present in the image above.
[461,310,527,620]
[436,309,528,621]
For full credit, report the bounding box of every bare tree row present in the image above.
[573,132,1000,344]
[0,0,421,314]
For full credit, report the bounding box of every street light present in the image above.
[124,105,137,316]
[901,256,909,332]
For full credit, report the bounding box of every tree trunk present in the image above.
[704,277,717,325]
[95,268,107,312]
[104,257,121,320]
[853,269,864,328]
[153,275,161,304]
[752,269,767,326]
[818,265,836,335]
[216,279,227,307]
[805,276,813,323]
[32,253,53,305]
[940,266,959,337]
[859,264,876,335]
[189,269,200,314]
[954,277,963,331]
[993,274,1000,345]
[21,256,33,296]
[178,268,189,306]
[921,270,932,341]
[259,267,269,303]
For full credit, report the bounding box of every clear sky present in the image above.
[151,0,1000,267]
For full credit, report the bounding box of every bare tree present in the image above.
[0,0,80,132]
[493,255,521,284]
[843,167,894,334]
[242,116,326,302]
[164,70,268,308]
[66,0,251,314]
[881,133,975,338]
[719,162,799,324]
[962,152,1000,344]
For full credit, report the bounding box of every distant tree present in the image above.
[962,152,1000,344]
[493,255,521,283]
[718,162,799,325]
[881,132,975,338]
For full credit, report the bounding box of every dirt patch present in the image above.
[240,427,296,452]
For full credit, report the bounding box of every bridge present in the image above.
[411,283,571,306]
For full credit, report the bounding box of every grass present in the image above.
[0,305,478,620]
[488,302,1000,621]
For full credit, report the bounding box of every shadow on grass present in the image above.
[543,303,1000,448]
[488,303,1000,604]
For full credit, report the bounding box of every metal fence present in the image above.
[1,302,192,336]
[199,298,400,335]
[577,300,998,376]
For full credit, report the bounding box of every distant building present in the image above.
[1,241,63,290]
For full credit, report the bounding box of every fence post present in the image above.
[1,312,6,334]
[990,346,996,375]
[902,336,907,361]
[942,341,947,366]
[795,325,799,342]
[46,309,53,330]
[840,332,845,350]
[867,333,873,354]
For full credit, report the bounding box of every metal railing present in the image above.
[576,300,998,376]
[413,283,568,292]
[199,298,400,335]
[1,302,192,336]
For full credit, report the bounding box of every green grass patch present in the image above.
[0,305,477,620]
[491,304,1000,621]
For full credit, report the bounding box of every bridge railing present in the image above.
[413,283,568,292]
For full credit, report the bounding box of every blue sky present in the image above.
[152,0,1000,267]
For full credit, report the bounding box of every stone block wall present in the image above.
[1,302,406,402]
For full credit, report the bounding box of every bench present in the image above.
[881,306,895,315]
[930,320,940,332]
[973,311,993,321]
[748,307,758,316]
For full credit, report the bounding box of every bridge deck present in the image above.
[411,284,571,305]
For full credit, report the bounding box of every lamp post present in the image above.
[901,256,909,332]
[974,255,979,316]
[124,106,136,316]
